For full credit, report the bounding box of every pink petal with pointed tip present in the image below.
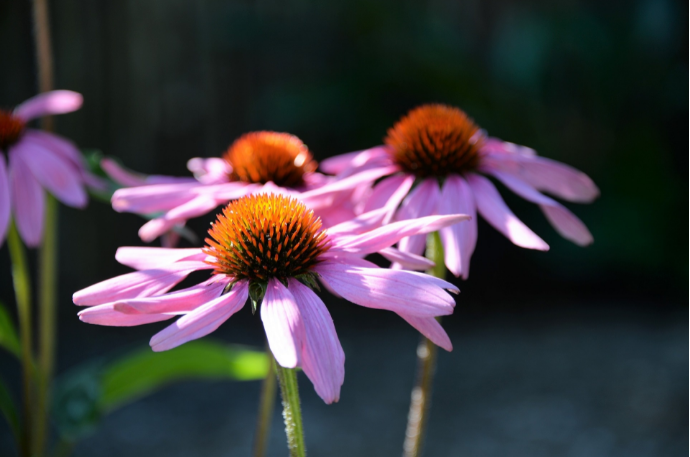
[8,150,44,247]
[115,247,204,270]
[112,182,202,213]
[380,247,435,271]
[114,280,226,315]
[261,279,304,369]
[78,303,174,327]
[438,175,477,278]
[315,261,456,317]
[289,279,345,404]
[396,179,441,257]
[100,158,148,186]
[14,90,83,121]
[466,174,549,251]
[397,313,452,351]
[150,282,248,352]
[0,155,10,246]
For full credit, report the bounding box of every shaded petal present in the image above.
[187,157,231,184]
[15,139,87,208]
[397,179,441,257]
[0,154,10,246]
[79,304,174,327]
[112,182,202,214]
[299,165,399,203]
[438,175,477,278]
[150,282,248,352]
[261,279,304,369]
[115,247,205,270]
[138,196,219,242]
[379,247,435,271]
[9,150,44,247]
[22,130,84,169]
[315,261,456,317]
[466,174,549,251]
[397,313,452,351]
[14,90,83,121]
[289,279,345,404]
[361,174,415,224]
[115,279,226,315]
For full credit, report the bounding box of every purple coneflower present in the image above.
[321,104,600,278]
[73,193,467,403]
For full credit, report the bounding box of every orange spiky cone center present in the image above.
[385,104,484,177]
[223,131,317,188]
[0,110,25,150]
[203,193,330,282]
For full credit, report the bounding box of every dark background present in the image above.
[0,0,687,456]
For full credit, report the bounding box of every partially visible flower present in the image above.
[0,91,89,246]
[73,193,468,403]
[321,104,600,278]
[111,131,389,242]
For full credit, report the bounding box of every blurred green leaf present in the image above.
[0,376,20,444]
[0,301,20,358]
[100,341,268,411]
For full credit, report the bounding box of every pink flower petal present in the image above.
[138,196,219,242]
[261,279,304,369]
[379,247,435,271]
[361,174,415,223]
[78,303,174,327]
[0,154,10,246]
[319,146,390,175]
[115,247,205,270]
[22,130,84,169]
[487,170,593,246]
[8,150,45,247]
[112,182,202,214]
[150,282,248,352]
[331,214,469,254]
[397,313,452,351]
[315,261,456,317]
[100,158,148,186]
[13,90,83,121]
[187,157,231,184]
[396,179,441,257]
[438,175,477,278]
[299,165,399,203]
[72,264,200,306]
[288,279,345,404]
[326,207,389,236]
[15,139,87,208]
[466,173,549,251]
[114,280,226,315]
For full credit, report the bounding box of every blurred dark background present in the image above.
[0,0,687,455]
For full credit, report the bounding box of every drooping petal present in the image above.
[260,279,304,369]
[0,154,10,246]
[466,173,549,251]
[397,313,452,351]
[138,196,219,242]
[315,261,456,317]
[72,264,201,306]
[78,304,174,327]
[396,179,441,256]
[9,150,45,247]
[331,214,469,255]
[486,169,593,246]
[14,139,87,208]
[438,175,477,278]
[150,282,248,352]
[13,90,83,121]
[379,247,435,271]
[361,174,415,223]
[114,280,226,315]
[22,130,84,169]
[115,247,205,270]
[289,279,345,404]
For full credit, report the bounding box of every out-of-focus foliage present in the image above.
[0,302,20,358]
[0,376,20,443]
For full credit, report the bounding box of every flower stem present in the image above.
[402,231,445,457]
[274,359,306,457]
[252,344,277,457]
[7,222,35,457]
[36,195,58,456]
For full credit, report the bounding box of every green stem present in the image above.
[7,222,35,457]
[252,345,277,457]
[274,359,306,457]
[36,195,58,456]
[402,231,445,457]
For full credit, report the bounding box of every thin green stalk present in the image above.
[252,345,277,457]
[7,222,35,457]
[402,231,445,457]
[36,195,58,456]
[274,359,306,457]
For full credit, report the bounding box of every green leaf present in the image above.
[0,301,20,358]
[248,281,267,314]
[99,340,268,411]
[0,376,21,444]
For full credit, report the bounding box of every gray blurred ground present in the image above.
[4,302,678,457]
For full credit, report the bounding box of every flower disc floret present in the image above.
[224,131,317,188]
[0,110,25,150]
[204,193,330,282]
[385,104,483,177]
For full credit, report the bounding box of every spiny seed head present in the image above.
[223,131,317,188]
[204,193,330,282]
[385,104,484,177]
[0,110,25,150]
